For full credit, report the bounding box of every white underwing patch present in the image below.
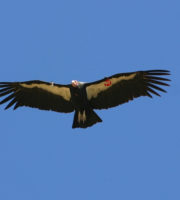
[21,83,71,101]
[86,73,136,100]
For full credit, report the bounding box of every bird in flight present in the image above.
[0,69,170,128]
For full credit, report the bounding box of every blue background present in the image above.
[0,0,179,199]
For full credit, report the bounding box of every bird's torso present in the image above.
[70,85,89,111]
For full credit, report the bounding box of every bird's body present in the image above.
[70,82,102,128]
[70,81,87,110]
[0,69,170,128]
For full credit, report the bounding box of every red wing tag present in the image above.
[104,79,112,86]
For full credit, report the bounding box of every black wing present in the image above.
[85,70,170,109]
[0,80,74,113]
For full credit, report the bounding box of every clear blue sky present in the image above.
[0,0,179,199]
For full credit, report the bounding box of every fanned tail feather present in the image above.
[72,109,102,128]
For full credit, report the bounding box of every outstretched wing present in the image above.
[0,80,74,113]
[85,70,170,110]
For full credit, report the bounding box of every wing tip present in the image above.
[143,69,170,97]
[146,69,170,73]
[145,70,171,76]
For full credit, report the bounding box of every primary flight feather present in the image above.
[0,69,170,128]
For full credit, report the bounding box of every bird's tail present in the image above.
[72,109,102,129]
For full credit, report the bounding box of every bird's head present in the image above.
[71,80,85,88]
[71,80,80,87]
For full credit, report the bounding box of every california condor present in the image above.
[0,70,170,128]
